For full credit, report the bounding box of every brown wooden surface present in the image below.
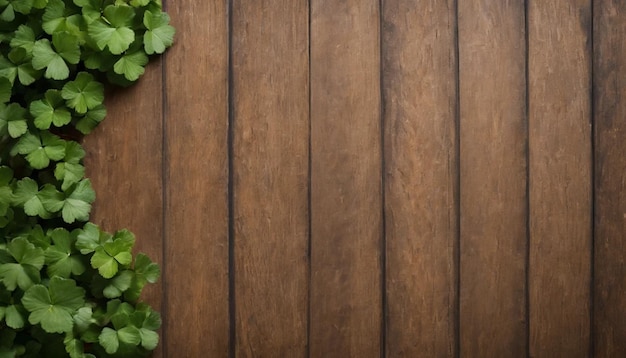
[83,59,165,357]
[310,1,382,356]
[458,1,528,356]
[528,1,592,357]
[81,1,626,356]
[594,1,626,357]
[231,1,309,356]
[163,1,230,357]
[382,0,458,356]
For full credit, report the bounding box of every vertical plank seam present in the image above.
[589,1,596,356]
[524,1,531,357]
[378,0,387,357]
[307,0,312,356]
[453,0,461,356]
[160,2,169,356]
[227,0,236,357]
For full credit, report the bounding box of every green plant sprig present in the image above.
[0,0,174,357]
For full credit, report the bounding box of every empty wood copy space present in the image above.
[83,0,626,356]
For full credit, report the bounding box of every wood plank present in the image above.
[83,56,164,357]
[163,1,230,356]
[231,1,309,356]
[458,1,528,356]
[594,2,626,356]
[382,0,458,356]
[310,1,382,356]
[528,2,592,357]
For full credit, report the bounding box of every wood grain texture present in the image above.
[458,1,528,356]
[310,1,382,356]
[231,1,309,356]
[382,0,458,356]
[594,2,626,356]
[163,1,230,356]
[528,2,592,357]
[83,59,164,357]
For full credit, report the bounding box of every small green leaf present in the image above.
[32,32,80,80]
[113,50,147,81]
[143,11,174,55]
[12,131,66,169]
[30,89,72,129]
[75,104,106,134]
[4,304,25,329]
[87,5,135,54]
[0,102,28,138]
[22,276,85,333]
[61,72,104,114]
[98,327,119,354]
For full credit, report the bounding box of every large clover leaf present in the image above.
[87,5,135,54]
[55,140,85,190]
[0,237,44,291]
[22,276,85,333]
[32,32,81,80]
[30,89,72,129]
[91,229,134,279]
[0,102,28,138]
[44,228,85,278]
[61,71,104,114]
[11,131,66,169]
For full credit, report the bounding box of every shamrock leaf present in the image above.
[55,141,85,190]
[0,102,28,138]
[61,179,95,223]
[11,131,66,169]
[0,0,34,21]
[100,270,133,298]
[32,32,81,80]
[76,222,112,254]
[74,104,105,134]
[22,276,85,333]
[10,25,37,55]
[113,50,147,81]
[130,304,160,350]
[125,253,159,302]
[143,11,174,55]
[0,48,41,86]
[61,72,104,114]
[87,5,135,55]
[0,237,44,291]
[42,0,84,37]
[74,0,104,23]
[30,89,72,129]
[44,228,85,278]
[91,229,134,279]
[13,178,53,218]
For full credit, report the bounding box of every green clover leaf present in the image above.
[22,276,85,333]
[30,89,72,129]
[87,5,135,55]
[124,253,159,302]
[32,32,81,80]
[61,72,104,114]
[42,0,84,37]
[55,140,86,190]
[13,178,53,218]
[113,50,147,81]
[11,131,66,169]
[10,25,37,55]
[0,102,28,138]
[91,229,134,279]
[0,48,41,86]
[0,237,44,291]
[143,11,174,55]
[44,228,85,278]
[74,104,106,134]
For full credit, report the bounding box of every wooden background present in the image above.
[82,0,626,356]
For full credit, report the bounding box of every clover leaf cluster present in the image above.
[0,0,173,357]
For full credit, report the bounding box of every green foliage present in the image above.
[0,0,173,356]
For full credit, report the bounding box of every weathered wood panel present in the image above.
[310,0,382,356]
[528,1,592,357]
[231,1,309,356]
[458,1,528,356]
[594,1,626,356]
[163,1,230,357]
[382,0,458,356]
